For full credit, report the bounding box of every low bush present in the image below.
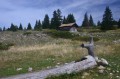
[0,42,15,50]
[50,30,74,39]
[7,43,15,46]
[72,36,99,42]
[23,31,32,35]
[46,30,99,41]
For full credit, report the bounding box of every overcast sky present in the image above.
[0,0,120,28]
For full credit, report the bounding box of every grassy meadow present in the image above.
[0,29,120,79]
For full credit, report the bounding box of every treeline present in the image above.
[81,6,120,30]
[0,6,120,32]
[0,9,76,32]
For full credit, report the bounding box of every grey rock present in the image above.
[96,58,109,66]
[98,65,106,70]
[101,58,109,65]
[98,70,104,74]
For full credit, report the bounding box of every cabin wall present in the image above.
[59,26,72,31]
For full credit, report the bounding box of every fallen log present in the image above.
[47,55,97,76]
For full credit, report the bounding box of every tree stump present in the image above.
[81,36,95,57]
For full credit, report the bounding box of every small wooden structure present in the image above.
[59,23,78,32]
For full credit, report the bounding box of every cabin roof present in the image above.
[59,23,77,27]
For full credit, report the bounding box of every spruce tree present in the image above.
[62,16,67,24]
[42,14,50,29]
[3,27,5,31]
[19,23,23,30]
[0,27,2,32]
[82,13,89,27]
[57,9,62,25]
[89,15,94,26]
[97,21,101,26]
[27,23,32,30]
[50,9,63,29]
[118,19,120,28]
[10,23,18,31]
[38,20,42,31]
[50,10,59,29]
[34,20,42,31]
[101,6,113,30]
[67,14,76,23]
[34,20,38,30]
[51,10,57,29]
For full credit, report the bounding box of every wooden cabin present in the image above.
[59,23,78,32]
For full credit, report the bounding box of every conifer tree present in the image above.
[97,21,101,26]
[50,10,60,29]
[62,16,67,24]
[34,20,42,31]
[19,23,23,30]
[10,23,18,31]
[101,6,113,30]
[0,27,2,32]
[82,13,89,27]
[57,9,62,25]
[3,27,6,31]
[42,14,50,29]
[38,20,42,31]
[67,14,76,23]
[118,19,120,28]
[89,15,94,26]
[27,23,32,30]
[34,20,38,30]
[51,10,57,29]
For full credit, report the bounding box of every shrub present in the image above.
[0,42,15,50]
[50,31,74,39]
[0,43,9,50]
[111,25,118,30]
[7,43,15,46]
[46,30,99,42]
[23,31,32,35]
[72,36,99,42]
[45,30,73,39]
